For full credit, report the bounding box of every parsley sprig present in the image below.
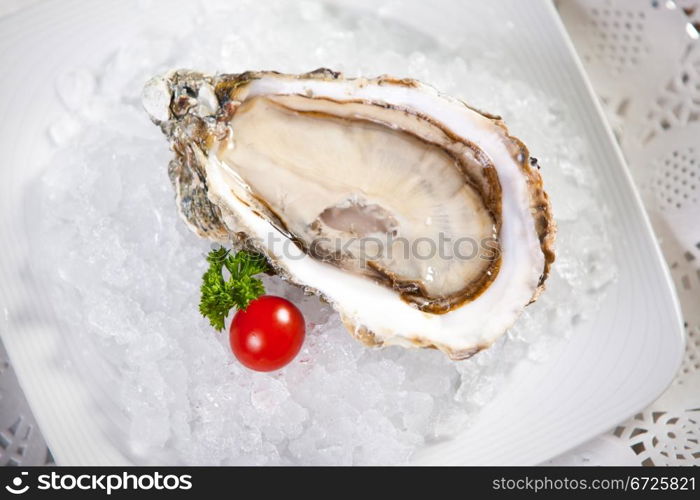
[199,248,269,331]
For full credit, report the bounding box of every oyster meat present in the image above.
[143,69,555,360]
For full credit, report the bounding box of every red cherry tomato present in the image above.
[229,295,305,371]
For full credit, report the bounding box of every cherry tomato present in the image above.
[229,295,305,371]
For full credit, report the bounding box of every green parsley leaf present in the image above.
[199,248,269,331]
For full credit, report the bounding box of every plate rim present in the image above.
[0,0,686,466]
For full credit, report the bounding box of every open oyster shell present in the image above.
[143,68,555,360]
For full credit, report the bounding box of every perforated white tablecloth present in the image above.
[550,0,700,466]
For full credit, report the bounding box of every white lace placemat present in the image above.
[551,0,700,466]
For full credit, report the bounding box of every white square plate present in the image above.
[0,0,684,465]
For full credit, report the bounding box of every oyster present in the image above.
[143,69,555,359]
